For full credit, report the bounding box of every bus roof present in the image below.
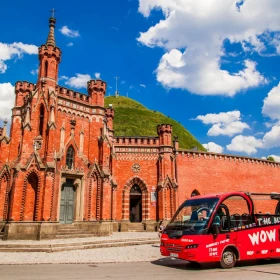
[189,191,280,201]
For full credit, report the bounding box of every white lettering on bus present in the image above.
[247,251,254,255]
[248,229,276,246]
[206,242,219,248]
[261,250,268,254]
[181,239,193,243]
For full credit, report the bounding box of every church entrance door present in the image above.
[59,179,75,224]
[129,185,142,222]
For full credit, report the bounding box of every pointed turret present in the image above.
[37,11,61,87]
[46,17,56,47]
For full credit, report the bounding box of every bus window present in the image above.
[167,197,219,234]
[220,195,252,229]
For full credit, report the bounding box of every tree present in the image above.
[267,156,275,162]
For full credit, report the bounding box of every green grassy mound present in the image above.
[104,96,204,150]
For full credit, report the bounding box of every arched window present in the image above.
[44,61,48,77]
[66,146,74,169]
[191,190,200,197]
[130,184,142,194]
[39,105,44,136]
[24,173,39,221]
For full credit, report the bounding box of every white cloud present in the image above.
[137,0,280,95]
[262,82,280,120]
[66,42,74,47]
[31,69,38,75]
[226,124,280,155]
[196,110,240,124]
[95,72,101,79]
[208,121,250,137]
[226,135,263,155]
[59,75,68,80]
[195,110,250,136]
[203,142,224,153]
[262,125,280,149]
[0,42,37,73]
[64,74,92,89]
[0,83,15,121]
[140,84,146,88]
[59,26,80,38]
[0,61,7,73]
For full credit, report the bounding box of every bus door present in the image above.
[219,194,259,261]
[201,203,237,263]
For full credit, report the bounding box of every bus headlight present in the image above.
[185,244,198,249]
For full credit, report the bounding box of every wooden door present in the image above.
[59,179,75,224]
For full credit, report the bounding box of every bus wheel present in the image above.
[220,248,236,269]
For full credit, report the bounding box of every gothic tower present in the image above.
[38,14,61,88]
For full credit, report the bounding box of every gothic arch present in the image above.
[66,145,75,169]
[191,189,200,197]
[87,171,102,220]
[0,169,11,221]
[122,176,150,221]
[157,178,178,221]
[39,104,45,136]
[20,170,41,221]
[44,60,48,77]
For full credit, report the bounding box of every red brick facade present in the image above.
[0,17,280,239]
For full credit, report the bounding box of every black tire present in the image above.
[220,248,236,269]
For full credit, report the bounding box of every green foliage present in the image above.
[105,96,205,150]
[267,156,275,162]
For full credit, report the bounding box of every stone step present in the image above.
[56,229,88,234]
[127,224,145,231]
[0,239,159,253]
[128,225,144,228]
[0,237,157,249]
[58,225,80,229]
[55,234,95,239]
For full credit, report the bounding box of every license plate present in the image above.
[170,253,178,258]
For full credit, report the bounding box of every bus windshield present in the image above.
[166,197,219,234]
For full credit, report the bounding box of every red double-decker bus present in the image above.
[160,191,280,268]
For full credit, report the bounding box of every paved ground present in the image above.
[2,233,280,279]
[2,259,280,280]
[0,232,161,264]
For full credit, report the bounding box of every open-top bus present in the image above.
[160,191,280,268]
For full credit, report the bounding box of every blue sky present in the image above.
[1,0,280,160]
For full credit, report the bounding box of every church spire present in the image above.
[37,9,61,87]
[46,8,56,47]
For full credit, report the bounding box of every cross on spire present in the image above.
[50,8,56,18]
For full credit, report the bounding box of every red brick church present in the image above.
[1,16,280,240]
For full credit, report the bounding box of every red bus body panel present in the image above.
[160,192,280,264]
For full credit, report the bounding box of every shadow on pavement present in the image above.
[151,257,280,271]
[151,257,216,271]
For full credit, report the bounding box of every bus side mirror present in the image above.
[212,223,219,238]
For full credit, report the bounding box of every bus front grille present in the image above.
[166,244,183,252]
